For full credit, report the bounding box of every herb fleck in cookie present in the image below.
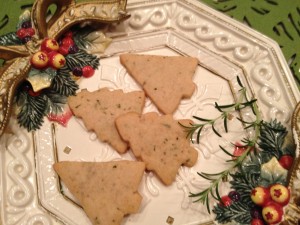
[120,54,198,114]
[116,112,198,185]
[53,160,145,225]
[68,88,145,153]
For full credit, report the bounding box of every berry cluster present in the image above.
[31,38,66,70]
[220,191,240,207]
[16,20,35,43]
[58,32,95,78]
[250,184,290,224]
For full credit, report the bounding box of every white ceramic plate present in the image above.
[1,0,300,225]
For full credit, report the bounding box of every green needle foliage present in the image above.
[183,77,294,223]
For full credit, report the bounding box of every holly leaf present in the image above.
[259,157,288,186]
[27,68,57,92]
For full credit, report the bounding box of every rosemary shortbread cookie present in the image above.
[120,54,198,114]
[115,112,198,185]
[68,88,145,153]
[53,160,145,225]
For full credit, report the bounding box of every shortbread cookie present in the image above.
[115,112,198,185]
[120,54,198,114]
[68,88,145,153]
[53,160,145,225]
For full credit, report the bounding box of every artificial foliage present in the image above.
[0,7,101,131]
[13,42,99,131]
[183,78,295,224]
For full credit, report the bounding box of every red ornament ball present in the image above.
[82,65,95,78]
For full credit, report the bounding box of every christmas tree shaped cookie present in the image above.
[68,88,145,153]
[120,54,198,114]
[116,112,198,185]
[53,160,145,225]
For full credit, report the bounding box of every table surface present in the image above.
[0,0,299,88]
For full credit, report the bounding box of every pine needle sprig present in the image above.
[181,78,259,144]
[190,144,253,213]
[187,77,264,213]
[213,200,254,224]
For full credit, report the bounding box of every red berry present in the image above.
[279,155,293,170]
[262,202,283,224]
[21,21,32,29]
[61,37,74,48]
[251,186,271,207]
[58,45,70,55]
[17,28,27,39]
[251,218,265,225]
[82,65,95,78]
[28,89,41,97]
[228,191,240,202]
[64,30,73,37]
[26,27,35,36]
[220,195,232,207]
[232,143,251,159]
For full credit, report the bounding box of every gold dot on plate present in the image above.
[63,146,72,154]
[166,216,174,225]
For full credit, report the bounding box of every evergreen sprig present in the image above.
[181,77,260,144]
[51,67,79,96]
[187,77,294,224]
[0,32,22,46]
[65,49,99,70]
[186,77,262,213]
[17,92,47,131]
[213,200,255,224]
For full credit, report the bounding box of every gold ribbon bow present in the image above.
[0,0,129,137]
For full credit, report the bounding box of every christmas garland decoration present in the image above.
[3,13,100,131]
[183,78,296,225]
[0,0,129,135]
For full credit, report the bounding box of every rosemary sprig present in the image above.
[181,78,258,144]
[186,77,263,213]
